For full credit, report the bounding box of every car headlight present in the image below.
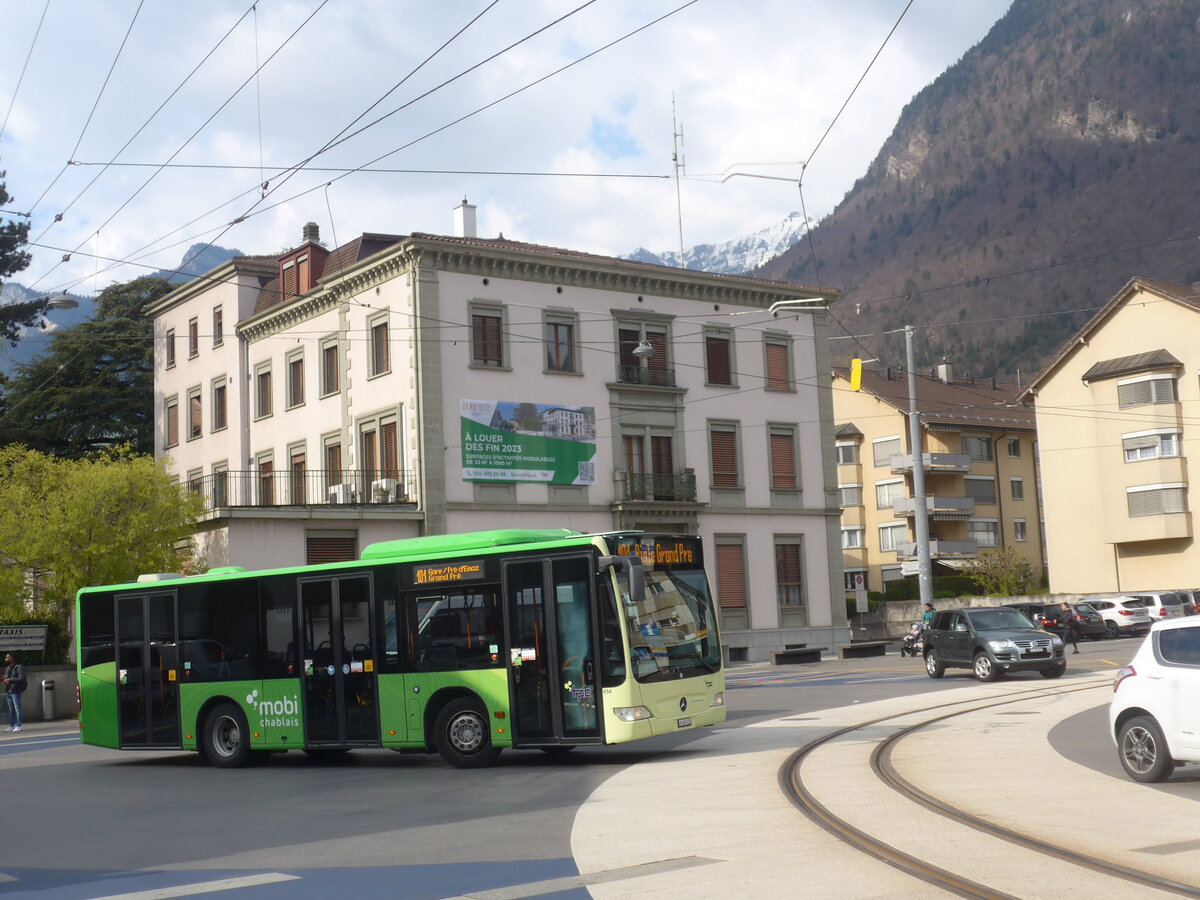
[613,706,653,722]
[709,692,725,708]
[1050,636,1063,646]
[988,639,1016,651]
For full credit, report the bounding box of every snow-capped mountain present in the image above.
[623,210,812,275]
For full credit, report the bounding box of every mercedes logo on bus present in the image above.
[679,697,688,713]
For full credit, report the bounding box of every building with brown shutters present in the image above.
[148,204,849,662]
[831,362,1044,596]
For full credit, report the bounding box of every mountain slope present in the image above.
[755,0,1200,378]
[625,211,811,275]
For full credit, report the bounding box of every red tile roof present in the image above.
[835,366,1035,430]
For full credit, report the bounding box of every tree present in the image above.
[0,169,44,346]
[0,275,171,456]
[961,546,1033,597]
[0,445,204,626]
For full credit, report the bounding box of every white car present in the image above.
[1127,590,1189,621]
[1109,618,1200,782]
[1087,597,1152,638]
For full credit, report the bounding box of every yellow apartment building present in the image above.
[833,363,1044,595]
[1020,277,1200,593]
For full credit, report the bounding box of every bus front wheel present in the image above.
[434,698,501,768]
[203,703,253,768]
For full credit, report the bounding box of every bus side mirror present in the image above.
[599,555,645,607]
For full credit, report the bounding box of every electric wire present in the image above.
[0,0,52,149]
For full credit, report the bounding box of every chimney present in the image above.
[454,196,477,238]
[936,362,954,383]
[303,221,320,245]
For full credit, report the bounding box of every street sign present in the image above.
[0,625,47,652]
[900,560,920,576]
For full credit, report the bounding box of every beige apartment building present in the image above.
[1020,277,1200,593]
[148,207,850,662]
[832,363,1044,595]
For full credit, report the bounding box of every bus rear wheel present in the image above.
[434,698,501,768]
[203,703,253,768]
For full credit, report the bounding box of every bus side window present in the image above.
[599,581,626,686]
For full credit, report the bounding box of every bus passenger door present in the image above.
[300,575,379,746]
[115,591,181,748]
[503,555,601,746]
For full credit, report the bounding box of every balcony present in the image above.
[188,469,415,515]
[892,496,975,518]
[621,472,697,503]
[617,364,677,387]
[897,539,978,559]
[890,452,971,474]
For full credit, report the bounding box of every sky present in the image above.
[0,0,1013,298]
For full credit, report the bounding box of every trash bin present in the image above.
[41,679,55,721]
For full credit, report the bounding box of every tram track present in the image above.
[779,675,1200,899]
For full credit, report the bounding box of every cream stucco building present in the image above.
[148,210,850,662]
[833,363,1044,595]
[1020,277,1200,593]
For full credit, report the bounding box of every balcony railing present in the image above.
[892,496,975,518]
[617,364,677,387]
[897,539,978,559]
[188,469,415,513]
[621,472,697,502]
[890,452,971,474]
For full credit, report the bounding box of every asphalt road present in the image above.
[0,636,1158,900]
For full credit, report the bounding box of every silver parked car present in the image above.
[1128,591,1189,621]
[1086,597,1152,638]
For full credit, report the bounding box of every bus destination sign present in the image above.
[414,560,486,585]
[613,539,699,569]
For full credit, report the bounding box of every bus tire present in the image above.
[433,698,501,768]
[203,703,253,768]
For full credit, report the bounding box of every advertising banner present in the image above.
[461,399,597,484]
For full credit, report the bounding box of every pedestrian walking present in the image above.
[922,602,936,625]
[4,652,27,732]
[1060,603,1081,654]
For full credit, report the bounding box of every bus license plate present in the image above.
[677,717,692,728]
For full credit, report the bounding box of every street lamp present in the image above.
[42,293,79,311]
[768,297,828,316]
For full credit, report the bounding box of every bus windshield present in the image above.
[626,566,721,682]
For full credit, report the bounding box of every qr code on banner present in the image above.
[577,461,596,483]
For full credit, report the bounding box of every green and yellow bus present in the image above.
[75,529,725,768]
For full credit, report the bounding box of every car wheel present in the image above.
[433,698,501,769]
[924,650,945,678]
[1040,662,1066,679]
[1118,715,1175,783]
[973,652,1000,682]
[1104,622,1119,639]
[203,703,253,768]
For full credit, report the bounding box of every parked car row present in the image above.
[1003,602,1108,640]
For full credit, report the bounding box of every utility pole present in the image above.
[671,93,686,269]
[905,325,934,606]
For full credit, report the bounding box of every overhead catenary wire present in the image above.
[0,0,52,149]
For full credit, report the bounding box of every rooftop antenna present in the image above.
[672,93,686,270]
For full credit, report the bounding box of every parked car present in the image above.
[1109,617,1200,782]
[1003,602,1105,640]
[1127,591,1189,621]
[1172,589,1200,615]
[1086,597,1152,638]
[924,607,1066,682]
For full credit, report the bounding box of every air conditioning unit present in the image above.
[328,484,352,504]
[371,478,398,502]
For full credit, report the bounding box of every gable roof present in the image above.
[834,366,1035,430]
[1019,277,1199,399]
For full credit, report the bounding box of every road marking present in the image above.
[438,855,718,899]
[86,872,299,899]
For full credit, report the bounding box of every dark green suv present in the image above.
[924,607,1066,682]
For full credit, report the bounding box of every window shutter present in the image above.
[382,422,399,479]
[651,436,673,475]
[325,444,343,485]
[189,394,201,438]
[372,322,389,373]
[166,402,179,447]
[765,343,789,390]
[297,256,310,293]
[770,433,796,489]
[306,535,357,565]
[715,543,746,608]
[774,543,804,605]
[873,438,900,467]
[965,478,996,504]
[646,330,668,372]
[706,336,732,384]
[213,385,226,430]
[618,328,641,367]
[282,263,297,298]
[1122,434,1160,452]
[710,430,738,486]
[1163,487,1186,513]
[473,315,502,366]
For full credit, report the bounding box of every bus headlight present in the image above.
[613,706,653,722]
[709,692,725,708]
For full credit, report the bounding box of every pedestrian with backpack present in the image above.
[4,653,27,732]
